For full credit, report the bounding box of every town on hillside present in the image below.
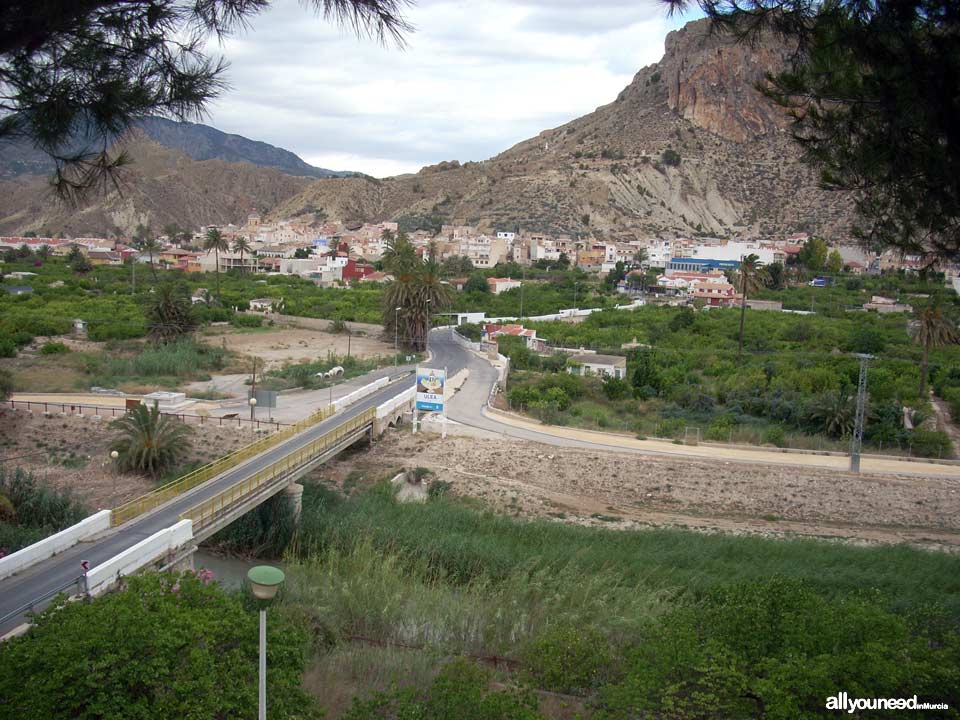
[3,213,958,302]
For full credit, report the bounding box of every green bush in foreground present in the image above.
[344,658,544,720]
[0,572,318,720]
[594,577,960,720]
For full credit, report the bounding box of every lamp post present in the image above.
[394,306,401,366]
[110,450,119,500]
[247,565,285,720]
[573,281,579,309]
[424,297,431,357]
[249,397,257,424]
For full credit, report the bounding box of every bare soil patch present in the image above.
[0,408,268,510]
[322,431,960,550]
[200,326,394,371]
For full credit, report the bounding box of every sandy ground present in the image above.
[0,408,267,510]
[323,430,960,551]
[201,326,396,371]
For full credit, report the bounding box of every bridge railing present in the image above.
[180,408,376,532]
[111,404,336,527]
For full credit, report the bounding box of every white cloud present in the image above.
[204,0,691,177]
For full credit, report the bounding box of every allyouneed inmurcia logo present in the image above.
[826,692,949,714]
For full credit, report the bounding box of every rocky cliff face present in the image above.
[662,21,792,142]
[274,18,850,240]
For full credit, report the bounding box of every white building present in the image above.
[460,235,506,268]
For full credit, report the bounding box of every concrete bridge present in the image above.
[0,356,433,637]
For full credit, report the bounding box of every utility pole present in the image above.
[519,265,525,321]
[849,353,873,472]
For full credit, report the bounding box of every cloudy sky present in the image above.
[205,0,697,177]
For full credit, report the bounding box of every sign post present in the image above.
[415,367,446,436]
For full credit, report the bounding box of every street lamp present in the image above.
[394,306,402,366]
[573,281,580,309]
[110,450,119,500]
[249,396,257,424]
[424,297,431,356]
[247,565,285,720]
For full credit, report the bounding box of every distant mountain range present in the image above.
[0,116,344,181]
[0,18,854,239]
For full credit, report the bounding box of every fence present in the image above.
[3,400,289,431]
[111,404,336,527]
[181,408,376,532]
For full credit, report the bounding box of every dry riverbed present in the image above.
[323,431,960,550]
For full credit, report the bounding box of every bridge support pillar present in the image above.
[163,545,196,574]
[284,482,304,523]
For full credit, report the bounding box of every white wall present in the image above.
[0,510,112,581]
[333,377,390,412]
[85,520,193,596]
[376,387,415,419]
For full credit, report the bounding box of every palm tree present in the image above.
[136,236,162,281]
[382,234,452,351]
[232,236,253,273]
[912,302,960,398]
[204,227,230,299]
[736,254,764,360]
[807,390,856,438]
[146,285,197,342]
[110,403,193,477]
[631,247,648,270]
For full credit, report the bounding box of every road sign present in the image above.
[249,389,278,408]
[80,560,89,572]
[415,367,446,412]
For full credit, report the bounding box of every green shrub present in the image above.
[602,377,632,401]
[763,425,787,447]
[908,429,955,458]
[0,337,15,358]
[594,577,960,720]
[0,467,88,553]
[0,572,318,719]
[230,313,263,328]
[40,341,70,355]
[524,624,614,695]
[660,148,681,166]
[345,658,544,720]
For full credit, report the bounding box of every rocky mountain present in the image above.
[272,18,853,240]
[0,131,312,237]
[0,116,342,182]
[0,18,852,240]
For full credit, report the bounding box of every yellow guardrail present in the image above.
[111,404,336,527]
[180,408,376,530]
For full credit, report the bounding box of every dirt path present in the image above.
[483,407,960,479]
[931,395,960,457]
[325,431,960,551]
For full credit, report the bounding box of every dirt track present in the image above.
[202,326,394,371]
[326,431,960,551]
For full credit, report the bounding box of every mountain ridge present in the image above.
[0,116,344,181]
[0,18,853,240]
